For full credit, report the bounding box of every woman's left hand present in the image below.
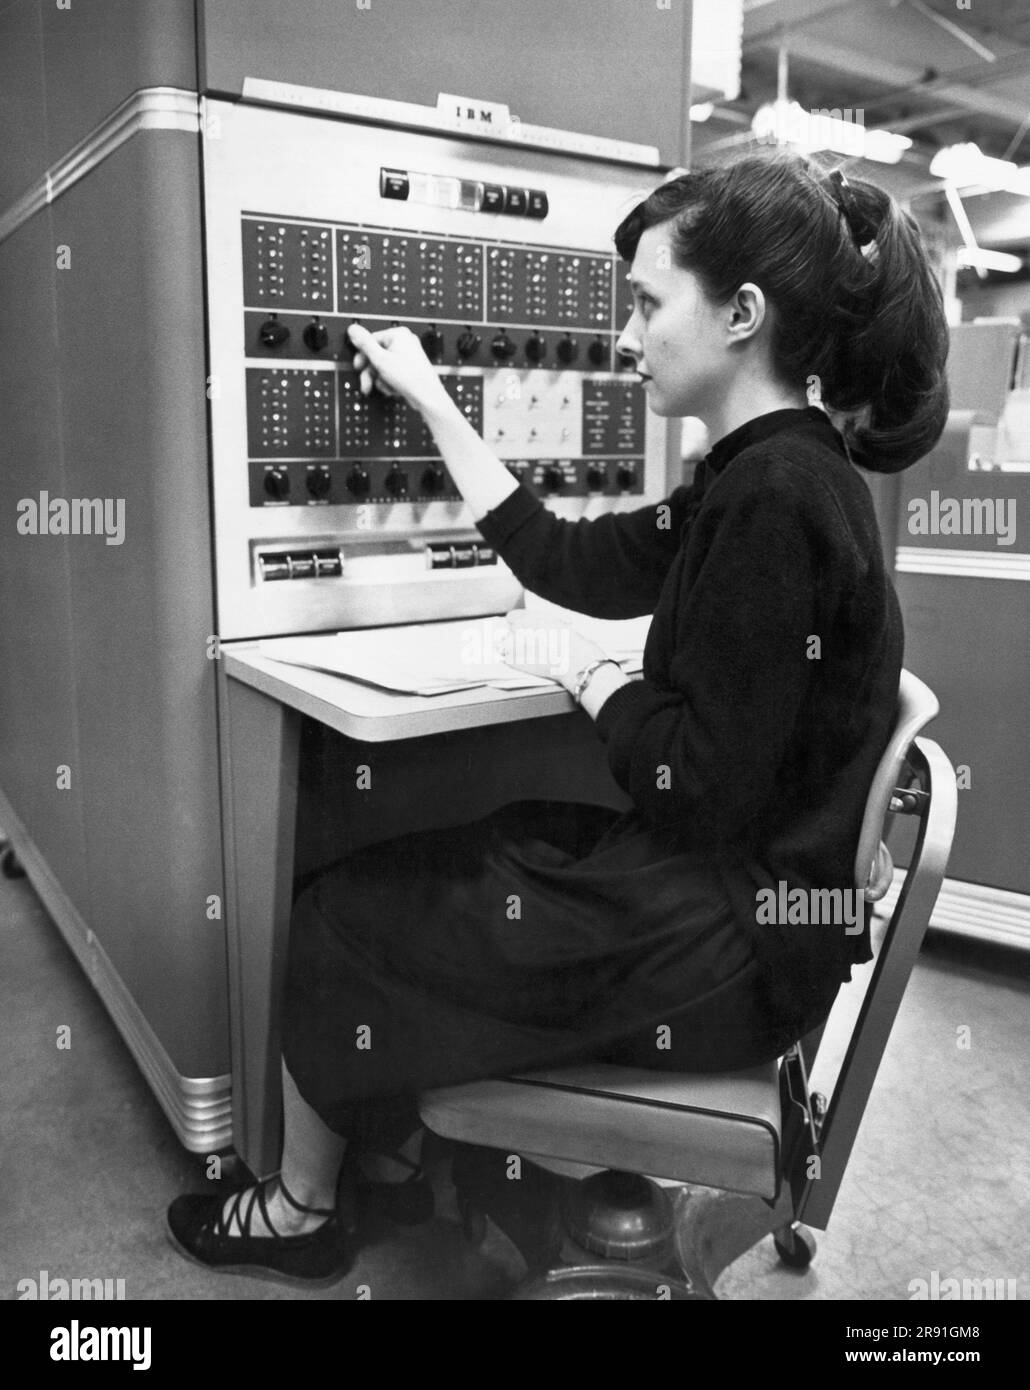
[500,610,610,690]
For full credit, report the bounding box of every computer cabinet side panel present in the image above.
[49,131,230,1078]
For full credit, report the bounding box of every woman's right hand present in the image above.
[347,323,455,420]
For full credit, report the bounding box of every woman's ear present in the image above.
[726,283,767,342]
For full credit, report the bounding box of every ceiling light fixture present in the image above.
[955,247,1022,274]
[751,99,912,164]
[929,142,1030,195]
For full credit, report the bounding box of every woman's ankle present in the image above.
[279,1169,339,1215]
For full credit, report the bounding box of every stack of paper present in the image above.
[259,601,651,698]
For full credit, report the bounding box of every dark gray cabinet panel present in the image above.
[0,209,91,915]
[897,573,1029,895]
[0,0,49,208]
[0,0,196,208]
[40,0,196,166]
[47,133,229,1075]
[198,0,691,164]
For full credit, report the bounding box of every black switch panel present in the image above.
[336,229,484,322]
[242,220,333,309]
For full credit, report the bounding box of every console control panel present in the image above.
[203,102,666,638]
[241,214,645,509]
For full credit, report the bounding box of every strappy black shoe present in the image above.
[166,1171,355,1286]
[357,1152,435,1226]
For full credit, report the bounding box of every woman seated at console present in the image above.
[167,151,948,1283]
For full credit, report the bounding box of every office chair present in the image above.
[419,670,957,1299]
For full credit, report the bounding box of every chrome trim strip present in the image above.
[895,546,1030,582]
[0,87,199,245]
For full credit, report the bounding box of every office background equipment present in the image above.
[0,0,691,1156]
[877,320,1030,946]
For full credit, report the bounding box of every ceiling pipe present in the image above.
[898,0,998,65]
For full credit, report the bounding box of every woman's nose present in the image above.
[616,322,641,364]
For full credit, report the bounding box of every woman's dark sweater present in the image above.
[475,406,902,1001]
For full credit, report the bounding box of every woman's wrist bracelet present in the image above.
[571,657,620,706]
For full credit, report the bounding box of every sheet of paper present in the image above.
[521,591,652,660]
[258,609,644,698]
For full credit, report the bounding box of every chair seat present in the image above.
[420,1060,783,1200]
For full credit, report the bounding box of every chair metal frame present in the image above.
[796,730,957,1230]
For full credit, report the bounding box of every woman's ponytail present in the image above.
[830,175,950,473]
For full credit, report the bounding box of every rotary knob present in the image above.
[385,465,409,497]
[556,334,579,365]
[421,465,446,496]
[542,465,565,494]
[456,328,481,360]
[525,332,546,364]
[263,467,290,500]
[585,464,607,493]
[345,465,370,498]
[587,337,607,367]
[616,464,636,492]
[490,330,517,361]
[340,320,364,361]
[421,325,445,362]
[306,466,332,500]
[259,315,290,348]
[303,317,329,352]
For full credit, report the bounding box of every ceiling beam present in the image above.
[747,32,1030,125]
[743,0,866,48]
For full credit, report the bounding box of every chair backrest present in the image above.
[853,669,939,895]
[795,671,958,1230]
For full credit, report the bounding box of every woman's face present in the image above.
[616,222,731,420]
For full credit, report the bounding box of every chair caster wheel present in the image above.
[773,1222,816,1269]
[458,1195,489,1249]
[1,846,26,879]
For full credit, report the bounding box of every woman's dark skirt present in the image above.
[282,800,838,1140]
